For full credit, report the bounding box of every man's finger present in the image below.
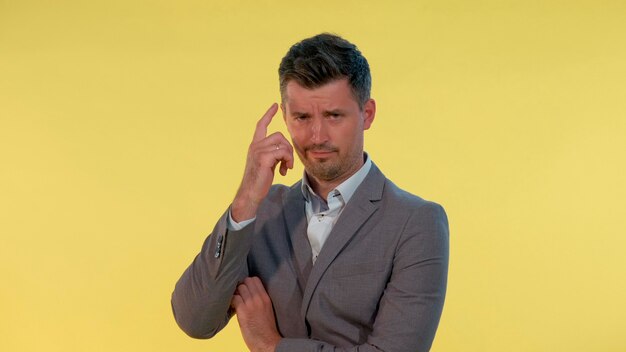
[253,103,279,142]
[256,144,294,173]
[258,132,294,153]
[249,277,272,305]
[237,282,252,302]
[243,277,263,297]
[246,277,267,299]
[249,277,268,295]
[259,131,290,147]
[231,294,244,309]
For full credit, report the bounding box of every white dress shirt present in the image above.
[228,154,372,265]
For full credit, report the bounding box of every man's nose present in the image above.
[310,117,329,144]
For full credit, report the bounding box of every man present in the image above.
[171,33,449,352]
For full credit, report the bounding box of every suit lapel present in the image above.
[300,163,385,318]
[283,182,313,292]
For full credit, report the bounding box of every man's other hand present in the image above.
[231,103,294,222]
[231,277,281,352]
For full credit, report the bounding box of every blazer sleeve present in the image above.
[276,202,450,352]
[171,207,254,339]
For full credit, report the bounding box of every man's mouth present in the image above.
[307,147,337,158]
[309,150,334,157]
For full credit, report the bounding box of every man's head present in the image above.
[278,33,371,110]
[278,33,376,185]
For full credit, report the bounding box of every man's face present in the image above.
[282,78,375,183]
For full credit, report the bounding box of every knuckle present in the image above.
[248,142,257,153]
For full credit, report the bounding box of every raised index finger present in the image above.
[253,103,279,142]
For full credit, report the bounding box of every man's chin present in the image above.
[305,157,334,169]
[304,162,343,181]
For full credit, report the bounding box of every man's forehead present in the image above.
[283,79,358,110]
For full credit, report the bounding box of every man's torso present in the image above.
[243,167,430,346]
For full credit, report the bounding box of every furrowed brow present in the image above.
[323,109,345,116]
[291,111,311,119]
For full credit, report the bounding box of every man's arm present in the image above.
[236,202,449,352]
[231,103,294,222]
[171,208,254,338]
[171,103,294,338]
[231,277,282,352]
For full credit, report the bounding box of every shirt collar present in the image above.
[300,152,372,204]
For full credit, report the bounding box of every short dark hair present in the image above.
[278,33,371,109]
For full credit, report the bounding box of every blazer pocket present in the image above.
[331,260,387,278]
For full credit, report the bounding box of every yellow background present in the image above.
[2,1,625,351]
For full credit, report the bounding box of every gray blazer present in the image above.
[172,163,449,352]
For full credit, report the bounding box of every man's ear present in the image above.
[363,99,376,130]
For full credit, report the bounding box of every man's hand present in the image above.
[231,103,294,222]
[231,277,281,352]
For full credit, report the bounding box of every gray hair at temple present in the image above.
[278,33,372,110]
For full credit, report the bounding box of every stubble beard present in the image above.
[304,157,342,181]
[295,142,363,183]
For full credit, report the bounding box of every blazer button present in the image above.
[214,235,223,258]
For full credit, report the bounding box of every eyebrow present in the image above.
[290,109,346,118]
[291,111,311,119]
[323,109,345,116]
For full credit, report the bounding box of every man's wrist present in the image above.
[257,336,280,352]
[231,196,259,222]
[227,209,255,230]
